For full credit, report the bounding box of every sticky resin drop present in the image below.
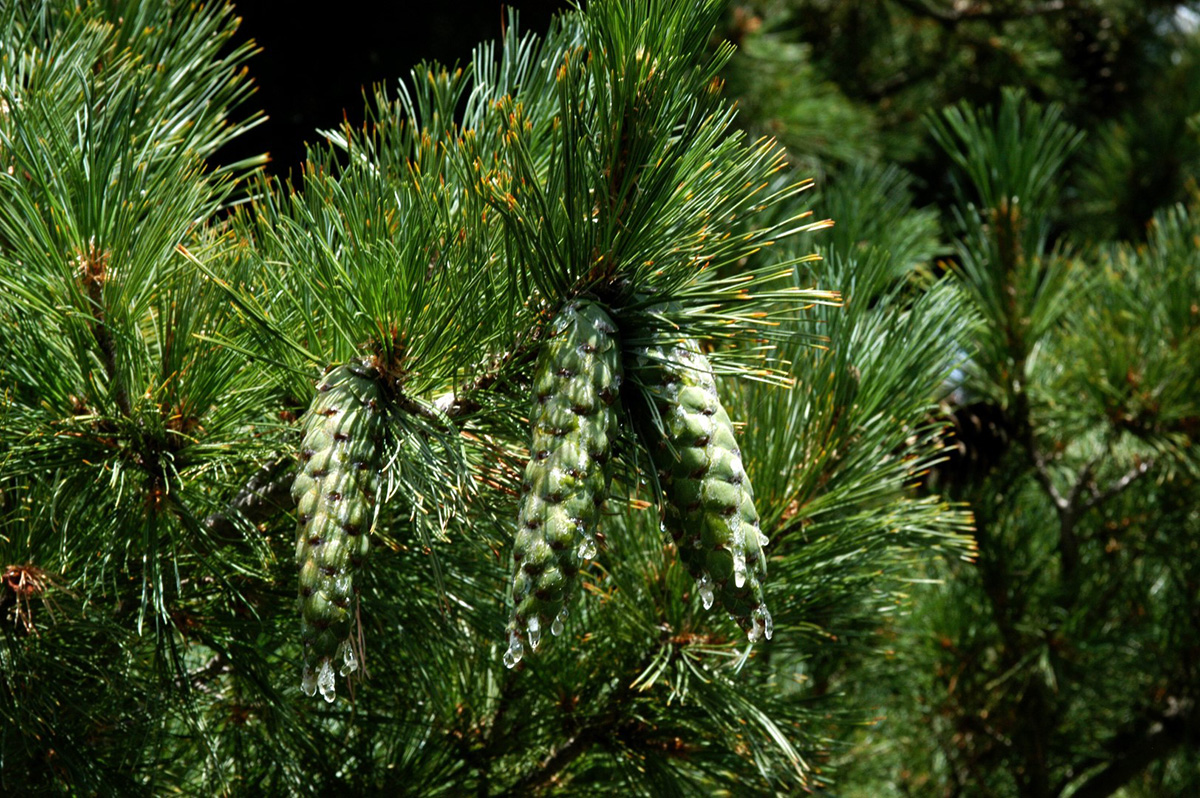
[317,658,337,703]
[301,665,317,697]
[551,607,568,637]
[697,572,715,610]
[732,523,747,587]
[339,640,358,676]
[733,553,747,588]
[748,605,774,643]
[527,616,542,651]
[747,619,763,643]
[502,631,525,669]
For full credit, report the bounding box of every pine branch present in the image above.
[1080,458,1154,514]
[1026,439,1156,582]
[493,660,650,797]
[0,1,1002,792]
[431,326,545,418]
[202,458,294,540]
[497,728,598,796]
[1029,443,1069,513]
[79,246,132,417]
[1064,697,1197,798]
[1027,443,1093,579]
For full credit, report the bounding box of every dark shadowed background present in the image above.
[225,1,571,174]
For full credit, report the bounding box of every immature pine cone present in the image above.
[633,339,772,642]
[293,363,385,700]
[503,301,622,667]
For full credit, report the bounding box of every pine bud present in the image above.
[633,340,772,642]
[293,363,385,701]
[503,301,622,667]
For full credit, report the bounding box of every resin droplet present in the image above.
[748,605,773,643]
[317,658,336,703]
[528,616,542,651]
[698,572,715,610]
[577,535,597,560]
[339,641,358,676]
[733,549,747,589]
[551,607,568,637]
[301,665,317,697]
[502,631,525,669]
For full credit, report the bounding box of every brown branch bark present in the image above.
[202,458,294,541]
[1081,458,1153,514]
[80,246,131,416]
[1064,697,1196,798]
[1024,437,1154,587]
[491,650,654,797]
[495,729,599,797]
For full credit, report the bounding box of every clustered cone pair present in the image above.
[290,303,772,696]
[502,300,772,668]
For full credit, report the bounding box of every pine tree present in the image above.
[0,1,973,793]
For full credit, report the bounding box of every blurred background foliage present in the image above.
[723,0,1200,238]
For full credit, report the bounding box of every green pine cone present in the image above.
[503,301,622,668]
[293,363,385,701]
[632,339,773,642]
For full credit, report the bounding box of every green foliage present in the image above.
[0,0,269,631]
[813,162,941,277]
[735,162,976,680]
[928,89,1084,410]
[720,29,879,173]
